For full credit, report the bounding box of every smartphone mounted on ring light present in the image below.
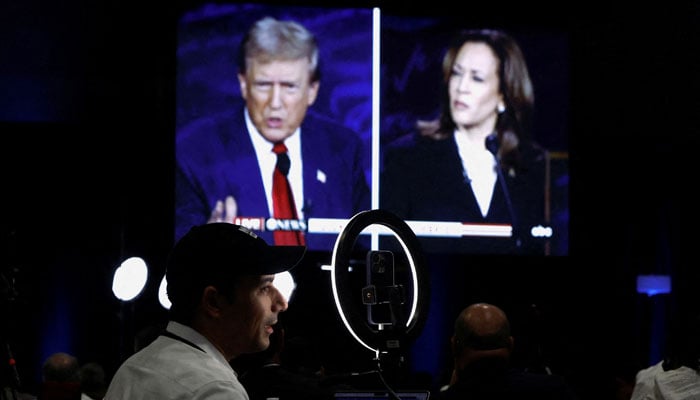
[362,250,405,326]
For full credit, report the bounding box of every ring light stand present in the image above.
[330,209,430,384]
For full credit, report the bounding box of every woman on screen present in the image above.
[380,28,549,255]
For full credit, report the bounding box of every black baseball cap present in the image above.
[166,223,306,283]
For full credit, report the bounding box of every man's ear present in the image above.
[307,80,320,106]
[201,286,224,317]
[238,73,248,100]
[450,335,459,354]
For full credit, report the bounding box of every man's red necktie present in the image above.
[271,141,305,245]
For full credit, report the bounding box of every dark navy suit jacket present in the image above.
[380,132,548,254]
[176,103,371,251]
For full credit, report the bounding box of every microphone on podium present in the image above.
[486,133,521,248]
[485,132,499,156]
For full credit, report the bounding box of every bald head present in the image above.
[452,303,512,355]
[42,352,80,382]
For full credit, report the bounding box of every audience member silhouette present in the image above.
[78,362,106,400]
[38,352,81,400]
[630,308,700,400]
[436,302,577,400]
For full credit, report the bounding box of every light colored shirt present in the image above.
[104,321,248,400]
[245,108,304,219]
[631,360,700,400]
[454,131,497,217]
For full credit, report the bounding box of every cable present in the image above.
[374,358,401,400]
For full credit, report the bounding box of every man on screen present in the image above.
[175,16,371,250]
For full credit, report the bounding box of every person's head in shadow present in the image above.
[441,302,577,399]
[78,362,107,400]
[450,302,513,382]
[38,352,81,400]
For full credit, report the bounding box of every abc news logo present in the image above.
[233,217,307,232]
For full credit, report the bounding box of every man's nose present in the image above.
[269,84,283,108]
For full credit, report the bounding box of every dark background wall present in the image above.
[1,1,698,399]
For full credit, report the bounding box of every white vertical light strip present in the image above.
[371,7,381,251]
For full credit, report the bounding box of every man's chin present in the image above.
[257,337,270,351]
[260,129,292,143]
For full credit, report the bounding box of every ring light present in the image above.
[331,209,429,356]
